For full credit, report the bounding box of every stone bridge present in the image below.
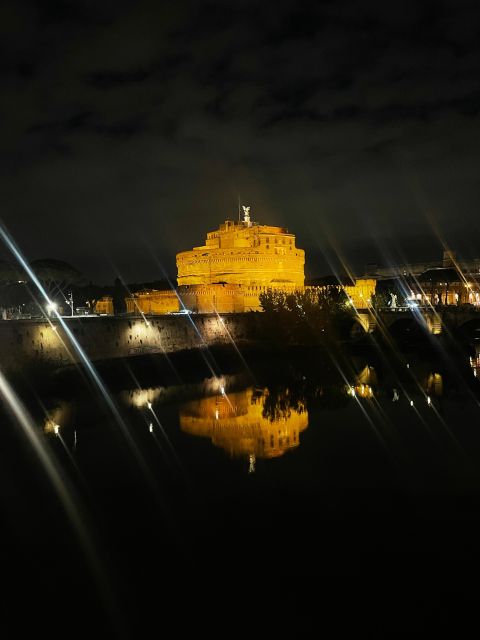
[354,307,480,338]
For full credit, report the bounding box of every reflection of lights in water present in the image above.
[179,387,308,460]
[43,402,70,434]
[426,372,443,397]
[122,387,163,409]
[348,384,373,398]
[470,350,480,378]
[349,365,376,398]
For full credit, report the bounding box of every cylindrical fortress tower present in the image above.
[176,211,305,288]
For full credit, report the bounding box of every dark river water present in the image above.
[1,341,480,635]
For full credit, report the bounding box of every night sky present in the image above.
[1,0,480,282]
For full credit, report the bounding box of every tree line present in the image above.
[258,286,355,347]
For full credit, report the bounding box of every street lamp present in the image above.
[47,302,58,317]
[65,291,74,317]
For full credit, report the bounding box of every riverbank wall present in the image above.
[0,314,263,372]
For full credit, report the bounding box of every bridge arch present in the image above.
[385,316,426,342]
[455,317,480,343]
[349,312,376,338]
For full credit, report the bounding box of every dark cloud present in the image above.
[1,0,480,281]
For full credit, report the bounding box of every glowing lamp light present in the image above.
[410,400,414,407]
[47,302,58,313]
[147,401,152,410]
[149,423,153,433]
[220,386,225,395]
[53,424,60,436]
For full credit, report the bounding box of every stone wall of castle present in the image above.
[125,290,180,314]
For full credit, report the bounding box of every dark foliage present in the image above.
[259,287,354,346]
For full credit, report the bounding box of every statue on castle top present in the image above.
[242,205,251,226]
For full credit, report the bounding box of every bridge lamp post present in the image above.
[65,291,74,317]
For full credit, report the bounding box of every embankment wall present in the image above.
[0,314,263,372]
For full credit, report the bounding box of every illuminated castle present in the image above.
[127,206,306,313]
[177,206,304,288]
[125,206,375,314]
[177,207,304,312]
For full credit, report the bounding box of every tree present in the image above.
[112,277,128,315]
[0,260,24,284]
[30,259,84,298]
[259,286,354,346]
[73,281,108,312]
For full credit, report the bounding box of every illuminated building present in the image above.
[179,387,308,460]
[126,207,375,314]
[412,268,480,306]
[177,209,304,286]
[367,250,480,307]
[125,289,179,314]
[177,207,305,312]
[94,296,114,314]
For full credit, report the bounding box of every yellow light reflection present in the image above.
[179,387,308,460]
[426,372,443,396]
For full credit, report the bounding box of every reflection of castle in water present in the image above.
[179,387,308,460]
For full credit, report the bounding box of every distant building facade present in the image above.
[365,250,480,280]
[367,251,480,307]
[94,296,114,315]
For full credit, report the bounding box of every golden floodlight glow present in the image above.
[179,387,308,460]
